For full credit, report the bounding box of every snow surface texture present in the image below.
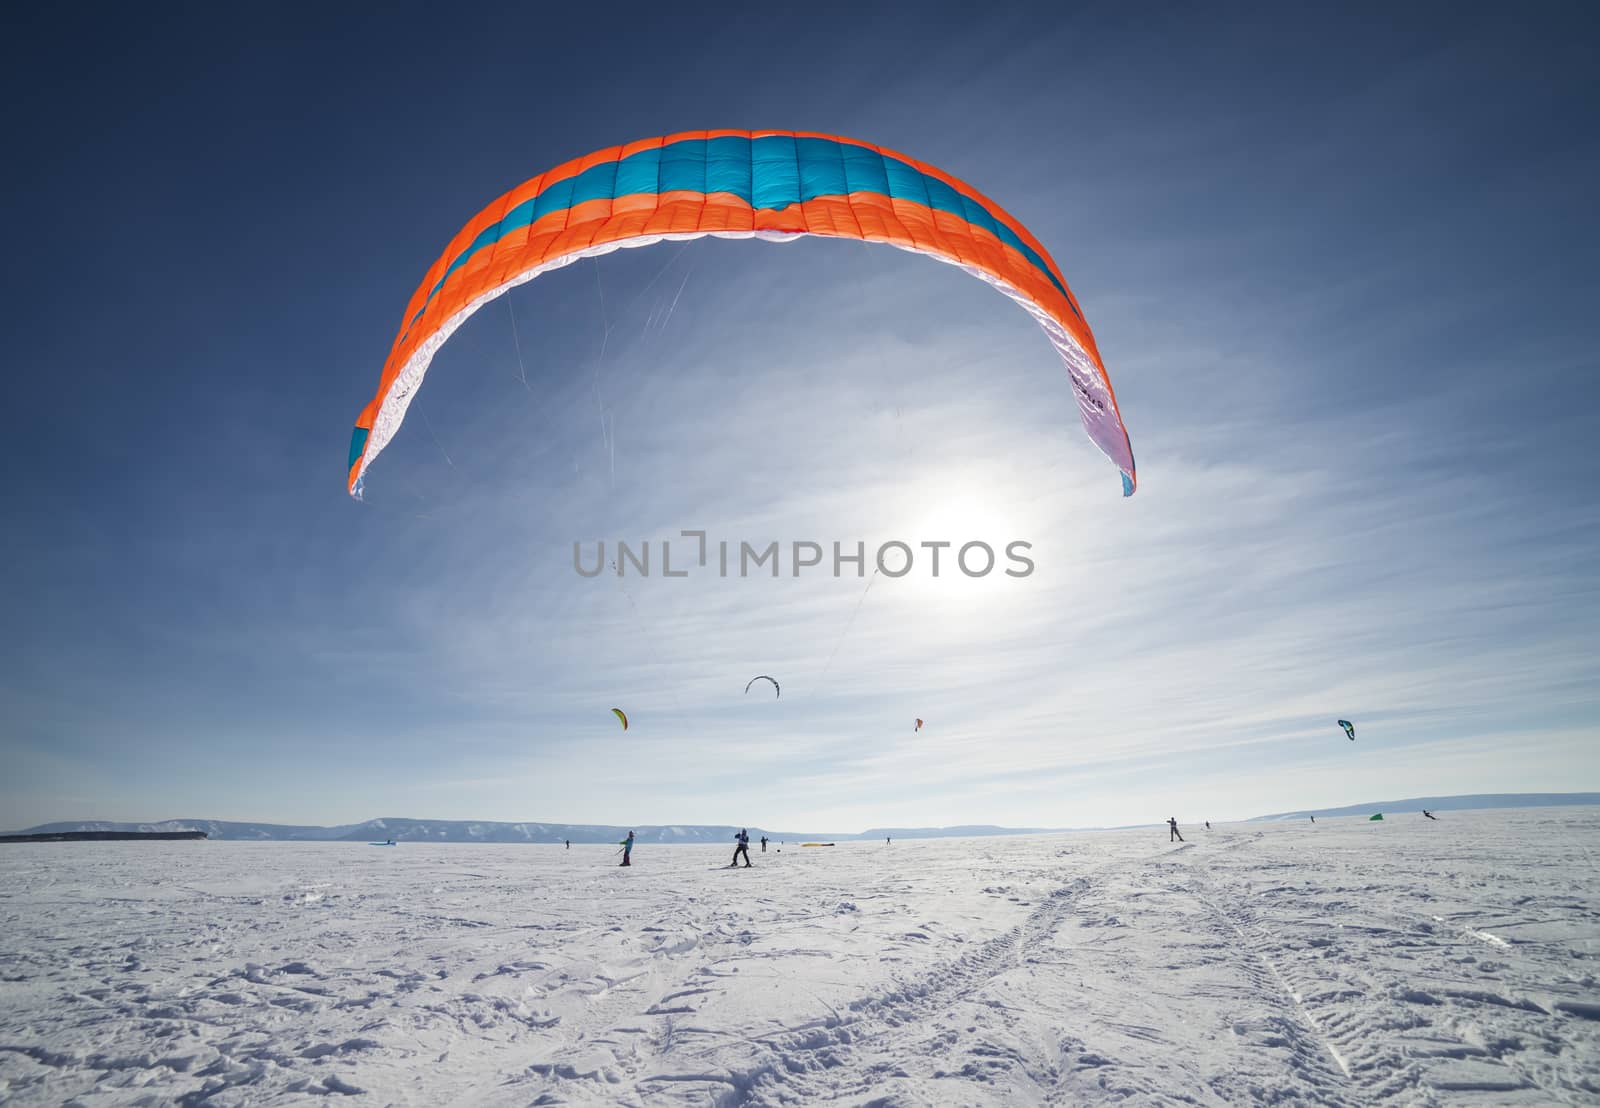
[2,808,1597,1105]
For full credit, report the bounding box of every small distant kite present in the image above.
[744,675,780,698]
[1337,719,1355,741]
[611,708,629,731]
[914,718,924,732]
[1368,813,1384,821]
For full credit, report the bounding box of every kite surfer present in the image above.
[1168,817,1185,842]
[620,830,634,867]
[732,829,752,868]
[1422,809,1438,820]
[760,836,768,853]
[1205,821,1211,830]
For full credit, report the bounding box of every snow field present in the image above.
[1,808,1597,1105]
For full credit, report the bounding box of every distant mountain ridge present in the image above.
[14,795,1595,841]
[7,817,1060,844]
[1250,793,1600,821]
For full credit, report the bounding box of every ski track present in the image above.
[1176,821,1600,1106]
[1,810,1597,1105]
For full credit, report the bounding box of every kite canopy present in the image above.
[1338,719,1356,741]
[914,718,924,732]
[744,675,780,698]
[611,708,629,731]
[348,130,1136,500]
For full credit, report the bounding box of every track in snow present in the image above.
[3,810,1597,1106]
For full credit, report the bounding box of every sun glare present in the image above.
[893,476,1030,605]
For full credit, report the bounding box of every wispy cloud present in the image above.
[4,5,1596,830]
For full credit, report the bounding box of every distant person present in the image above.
[1205,821,1211,830]
[732,829,752,868]
[1168,817,1184,842]
[886,836,891,844]
[620,830,634,867]
[1310,816,1315,824]
[1422,810,1438,820]
[565,839,570,850]
[760,836,768,853]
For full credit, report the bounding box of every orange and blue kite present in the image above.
[347,130,1137,499]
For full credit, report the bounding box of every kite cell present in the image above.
[347,130,1137,501]
[1338,719,1356,741]
[914,718,924,732]
[744,675,780,698]
[611,708,629,731]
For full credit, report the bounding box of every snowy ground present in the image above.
[2,809,1598,1105]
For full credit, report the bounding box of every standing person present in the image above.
[565,839,570,850]
[1310,816,1315,824]
[1205,821,1211,830]
[1168,817,1184,842]
[732,828,752,867]
[620,830,634,867]
[760,836,768,853]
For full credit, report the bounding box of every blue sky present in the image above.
[3,2,1596,831]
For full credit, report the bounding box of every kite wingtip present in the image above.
[1121,471,1136,497]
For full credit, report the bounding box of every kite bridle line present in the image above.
[585,252,707,746]
[806,245,927,706]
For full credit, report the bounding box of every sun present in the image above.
[892,475,1030,601]
[914,499,1013,564]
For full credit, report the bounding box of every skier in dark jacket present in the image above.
[1168,817,1184,842]
[760,835,768,853]
[732,829,752,867]
[1422,809,1438,820]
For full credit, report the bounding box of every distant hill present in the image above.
[20,796,1593,841]
[8,817,1062,844]
[1250,793,1600,821]
[859,825,1058,839]
[0,830,208,843]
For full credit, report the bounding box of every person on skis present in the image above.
[1422,809,1438,820]
[1168,817,1184,842]
[620,830,634,866]
[732,828,752,867]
